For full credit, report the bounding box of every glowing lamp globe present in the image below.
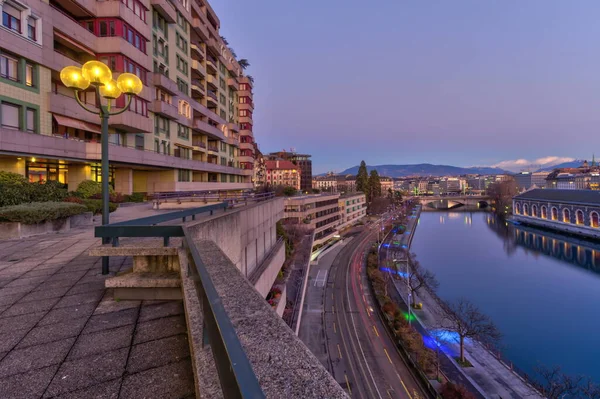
[59,66,90,90]
[81,61,112,86]
[117,73,143,95]
[99,79,122,99]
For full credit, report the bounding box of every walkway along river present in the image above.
[410,211,600,385]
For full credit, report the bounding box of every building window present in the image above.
[176,55,188,75]
[1,101,20,129]
[152,11,168,38]
[27,17,35,40]
[2,4,20,33]
[177,123,189,139]
[178,169,191,182]
[563,208,570,223]
[523,203,529,216]
[176,11,187,33]
[25,62,34,86]
[541,205,547,219]
[154,138,159,153]
[0,51,18,81]
[176,32,187,52]
[551,207,558,221]
[591,212,599,228]
[26,108,35,132]
[121,0,147,22]
[576,209,584,225]
[178,100,191,118]
[177,78,188,95]
[531,204,538,218]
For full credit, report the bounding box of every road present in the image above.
[322,215,431,399]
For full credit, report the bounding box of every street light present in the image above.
[60,61,143,274]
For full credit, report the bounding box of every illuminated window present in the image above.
[178,100,191,118]
[591,212,599,228]
[541,206,547,219]
[551,207,558,221]
[531,204,538,218]
[576,210,584,225]
[523,203,529,216]
[563,208,570,223]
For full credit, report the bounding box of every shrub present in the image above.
[29,180,68,203]
[0,202,87,224]
[63,196,84,204]
[126,192,145,202]
[76,180,114,199]
[440,382,476,399]
[0,171,27,185]
[0,176,67,207]
[0,183,29,207]
[81,199,118,215]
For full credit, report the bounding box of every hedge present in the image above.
[76,180,114,199]
[0,173,68,207]
[81,199,118,215]
[0,202,87,224]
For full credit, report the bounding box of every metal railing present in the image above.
[151,191,274,205]
[182,227,265,398]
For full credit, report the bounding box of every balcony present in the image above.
[239,101,254,112]
[192,140,207,150]
[192,118,224,140]
[151,100,178,120]
[207,144,219,153]
[95,36,151,71]
[206,75,218,90]
[239,115,254,126]
[238,154,255,164]
[206,54,218,75]
[240,141,254,151]
[208,37,220,53]
[191,80,205,98]
[192,18,209,41]
[227,78,239,91]
[191,60,206,78]
[152,73,178,95]
[151,0,177,23]
[207,91,218,108]
[191,42,204,59]
[228,122,239,132]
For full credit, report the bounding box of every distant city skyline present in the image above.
[213,1,599,174]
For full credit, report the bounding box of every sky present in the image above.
[212,1,600,174]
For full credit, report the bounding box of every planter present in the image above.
[0,212,93,239]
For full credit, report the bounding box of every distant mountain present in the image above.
[336,164,511,178]
[536,160,584,172]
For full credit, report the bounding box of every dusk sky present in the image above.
[213,1,600,174]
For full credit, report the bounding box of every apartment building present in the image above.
[0,0,255,194]
[265,160,300,190]
[283,193,341,245]
[380,176,393,194]
[338,192,366,230]
[312,173,356,193]
[266,151,312,192]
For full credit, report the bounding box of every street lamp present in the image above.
[60,61,143,274]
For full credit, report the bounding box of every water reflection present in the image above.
[485,214,600,273]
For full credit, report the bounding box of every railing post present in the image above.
[112,237,119,247]
[164,236,170,246]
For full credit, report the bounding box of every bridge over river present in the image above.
[416,195,492,210]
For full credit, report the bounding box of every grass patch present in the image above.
[454,356,474,367]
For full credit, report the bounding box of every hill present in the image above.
[536,160,584,172]
[338,164,510,177]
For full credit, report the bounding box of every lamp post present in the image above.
[60,61,143,275]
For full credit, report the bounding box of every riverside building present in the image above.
[0,0,255,194]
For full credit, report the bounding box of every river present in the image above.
[410,211,600,384]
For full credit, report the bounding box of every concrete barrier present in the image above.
[0,212,93,239]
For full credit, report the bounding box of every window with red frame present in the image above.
[239,109,248,117]
[120,0,147,22]
[80,19,146,54]
[116,95,148,117]
[98,54,148,85]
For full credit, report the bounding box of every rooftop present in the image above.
[514,189,600,206]
[265,160,298,170]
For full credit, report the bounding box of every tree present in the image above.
[405,253,439,308]
[368,169,382,200]
[228,47,237,58]
[486,177,518,217]
[533,366,582,399]
[440,382,476,399]
[220,35,229,45]
[580,377,600,399]
[356,160,369,196]
[441,298,501,363]
[246,75,254,84]
[238,58,250,69]
[387,187,393,199]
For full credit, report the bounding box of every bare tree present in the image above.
[486,177,518,217]
[441,298,501,363]
[580,377,600,399]
[533,365,582,399]
[405,253,439,308]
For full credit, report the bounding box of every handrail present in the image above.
[183,228,265,398]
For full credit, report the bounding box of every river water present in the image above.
[410,211,600,383]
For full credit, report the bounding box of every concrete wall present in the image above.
[187,198,284,285]
[253,242,285,298]
[514,215,600,239]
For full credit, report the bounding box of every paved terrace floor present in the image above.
[0,204,196,399]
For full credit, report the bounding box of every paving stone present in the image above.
[68,324,134,360]
[21,266,64,278]
[19,286,72,303]
[0,285,32,299]
[54,290,104,310]
[0,328,29,352]
[0,338,75,377]
[0,364,58,399]
[18,317,88,349]
[34,279,77,291]
[0,293,23,308]
[138,301,184,322]
[50,378,121,399]
[127,334,189,374]
[83,308,138,335]
[133,315,187,345]
[1,296,60,317]
[44,271,87,284]
[120,359,194,399]
[94,296,140,315]
[44,348,128,398]
[66,281,105,295]
[38,303,97,326]
[0,312,45,335]
[2,275,47,289]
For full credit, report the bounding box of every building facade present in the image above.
[282,193,341,245]
[264,160,300,190]
[513,189,600,239]
[312,173,355,193]
[0,0,255,194]
[338,193,366,230]
[380,176,393,194]
[266,151,312,192]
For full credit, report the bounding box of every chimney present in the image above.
[276,160,279,168]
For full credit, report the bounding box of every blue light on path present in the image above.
[380,267,408,278]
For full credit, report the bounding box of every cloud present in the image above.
[492,156,575,172]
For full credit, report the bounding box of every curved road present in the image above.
[323,219,430,399]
